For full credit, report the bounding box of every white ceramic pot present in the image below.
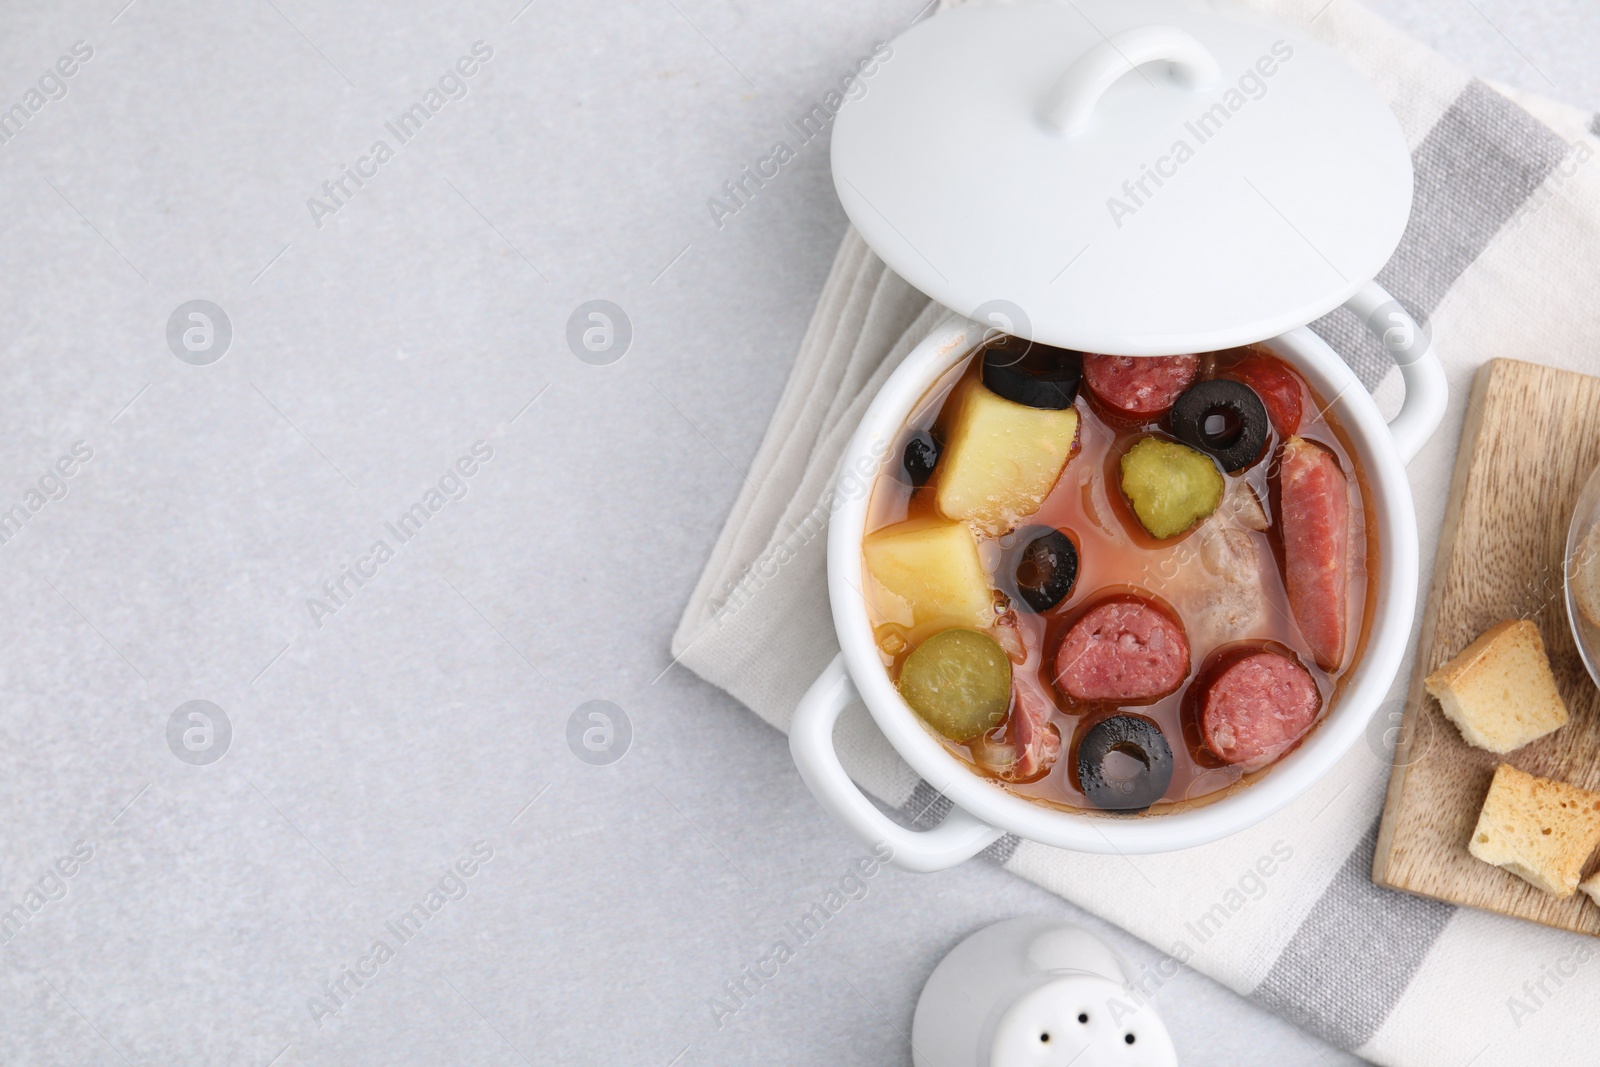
[786,0,1450,870]
[789,290,1445,871]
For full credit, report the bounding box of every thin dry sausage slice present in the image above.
[1200,650,1321,766]
[1053,596,1190,703]
[1082,353,1199,422]
[1280,436,1351,670]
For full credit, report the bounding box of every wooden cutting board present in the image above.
[1374,358,1600,933]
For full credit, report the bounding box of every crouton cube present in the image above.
[1468,764,1600,897]
[1424,620,1568,754]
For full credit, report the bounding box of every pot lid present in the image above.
[830,0,1413,355]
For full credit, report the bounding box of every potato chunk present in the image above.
[936,384,1079,535]
[863,519,994,631]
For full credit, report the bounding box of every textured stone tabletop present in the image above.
[0,1,1589,1063]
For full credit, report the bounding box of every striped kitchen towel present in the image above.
[670,0,1600,1063]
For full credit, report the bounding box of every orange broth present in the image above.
[863,344,1378,815]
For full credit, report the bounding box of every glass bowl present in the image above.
[1565,460,1600,690]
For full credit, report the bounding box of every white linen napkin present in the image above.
[672,2,1600,1062]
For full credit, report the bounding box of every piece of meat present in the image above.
[1223,352,1303,435]
[971,684,1062,782]
[1053,596,1191,703]
[1200,650,1322,766]
[1007,686,1060,779]
[1224,479,1269,531]
[1082,353,1198,422]
[1195,527,1264,637]
[991,610,1028,663]
[1280,436,1351,670]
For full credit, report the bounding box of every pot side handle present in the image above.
[790,652,1006,873]
[1343,280,1448,465]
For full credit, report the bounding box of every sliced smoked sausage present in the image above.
[1222,352,1302,435]
[1280,435,1351,670]
[1053,596,1190,703]
[1082,353,1198,422]
[1199,649,1322,766]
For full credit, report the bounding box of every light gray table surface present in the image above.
[0,2,1592,1064]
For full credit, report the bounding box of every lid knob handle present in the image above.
[1044,24,1222,136]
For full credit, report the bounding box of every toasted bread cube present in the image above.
[1423,620,1568,754]
[863,519,993,631]
[1579,871,1600,909]
[936,383,1078,535]
[1468,764,1600,897]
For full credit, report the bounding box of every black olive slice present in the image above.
[1009,527,1079,613]
[1169,379,1270,472]
[901,429,940,486]
[981,335,1083,410]
[1076,715,1174,813]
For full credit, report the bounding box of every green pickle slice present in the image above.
[898,628,1012,742]
[1119,436,1224,539]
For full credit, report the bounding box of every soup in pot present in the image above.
[861,336,1376,815]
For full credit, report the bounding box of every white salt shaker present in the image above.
[913,918,1178,1067]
